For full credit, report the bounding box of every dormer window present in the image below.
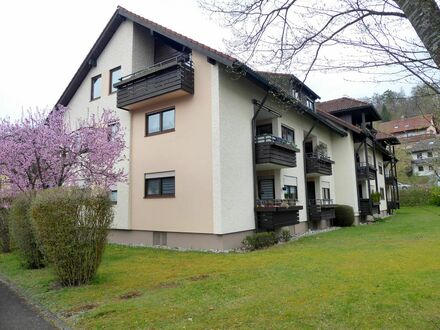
[292,89,299,99]
[306,97,314,111]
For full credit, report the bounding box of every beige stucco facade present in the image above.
[60,13,397,250]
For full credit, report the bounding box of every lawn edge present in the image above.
[0,273,71,330]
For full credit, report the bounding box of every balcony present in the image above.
[308,199,336,222]
[387,200,400,210]
[255,199,303,231]
[356,162,376,181]
[305,153,334,176]
[255,134,299,170]
[359,198,380,216]
[115,55,194,110]
[385,173,397,185]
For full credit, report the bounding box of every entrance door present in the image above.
[307,181,316,202]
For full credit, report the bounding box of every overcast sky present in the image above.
[0,0,418,119]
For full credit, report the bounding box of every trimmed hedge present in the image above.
[31,187,113,286]
[334,205,355,227]
[9,194,45,268]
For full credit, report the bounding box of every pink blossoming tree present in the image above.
[0,106,126,198]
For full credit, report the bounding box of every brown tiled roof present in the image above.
[376,114,434,134]
[257,71,320,99]
[376,130,400,144]
[316,97,370,113]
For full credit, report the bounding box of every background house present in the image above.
[377,114,437,143]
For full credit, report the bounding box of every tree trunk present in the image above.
[394,0,440,68]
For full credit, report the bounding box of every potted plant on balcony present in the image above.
[314,143,328,158]
[371,191,381,205]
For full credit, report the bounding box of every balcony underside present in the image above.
[116,60,194,110]
[255,142,297,169]
[256,206,303,231]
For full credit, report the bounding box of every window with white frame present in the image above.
[418,165,424,172]
[283,176,298,201]
[321,181,331,204]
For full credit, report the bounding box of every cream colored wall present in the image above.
[130,52,215,233]
[217,68,258,233]
[332,132,359,215]
[65,20,135,229]
[274,107,337,222]
[376,153,387,212]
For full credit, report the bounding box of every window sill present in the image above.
[90,97,101,102]
[145,129,175,137]
[144,195,175,199]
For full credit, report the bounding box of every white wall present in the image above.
[332,132,359,215]
[65,20,136,229]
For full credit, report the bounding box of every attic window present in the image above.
[404,124,409,128]
[394,125,399,129]
[91,74,102,101]
[305,97,314,110]
[292,90,299,99]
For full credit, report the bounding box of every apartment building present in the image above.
[377,114,437,143]
[56,7,399,250]
[410,138,440,177]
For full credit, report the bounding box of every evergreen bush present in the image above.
[334,205,355,227]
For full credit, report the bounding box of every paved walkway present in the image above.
[0,281,56,330]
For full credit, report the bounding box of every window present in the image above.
[380,188,385,200]
[281,126,295,144]
[146,108,175,135]
[417,153,423,159]
[378,165,383,175]
[428,151,433,158]
[418,166,424,172]
[107,122,119,141]
[292,89,299,99]
[322,188,331,200]
[306,98,314,110]
[429,166,434,170]
[144,173,175,197]
[110,190,118,204]
[256,124,272,136]
[109,66,121,94]
[283,175,298,200]
[394,125,399,129]
[91,74,102,100]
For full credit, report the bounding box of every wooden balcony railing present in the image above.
[305,152,334,176]
[255,199,303,230]
[356,162,376,181]
[115,55,194,110]
[359,198,380,216]
[308,199,336,222]
[255,134,299,169]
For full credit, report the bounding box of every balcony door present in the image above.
[258,178,275,200]
[256,124,272,136]
[307,181,316,201]
[305,140,314,154]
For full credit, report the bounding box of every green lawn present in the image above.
[1,207,440,329]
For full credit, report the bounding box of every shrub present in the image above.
[242,231,278,251]
[334,205,355,227]
[371,192,381,204]
[9,194,45,268]
[279,229,292,242]
[399,188,431,206]
[430,187,440,206]
[0,205,10,253]
[31,187,113,286]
